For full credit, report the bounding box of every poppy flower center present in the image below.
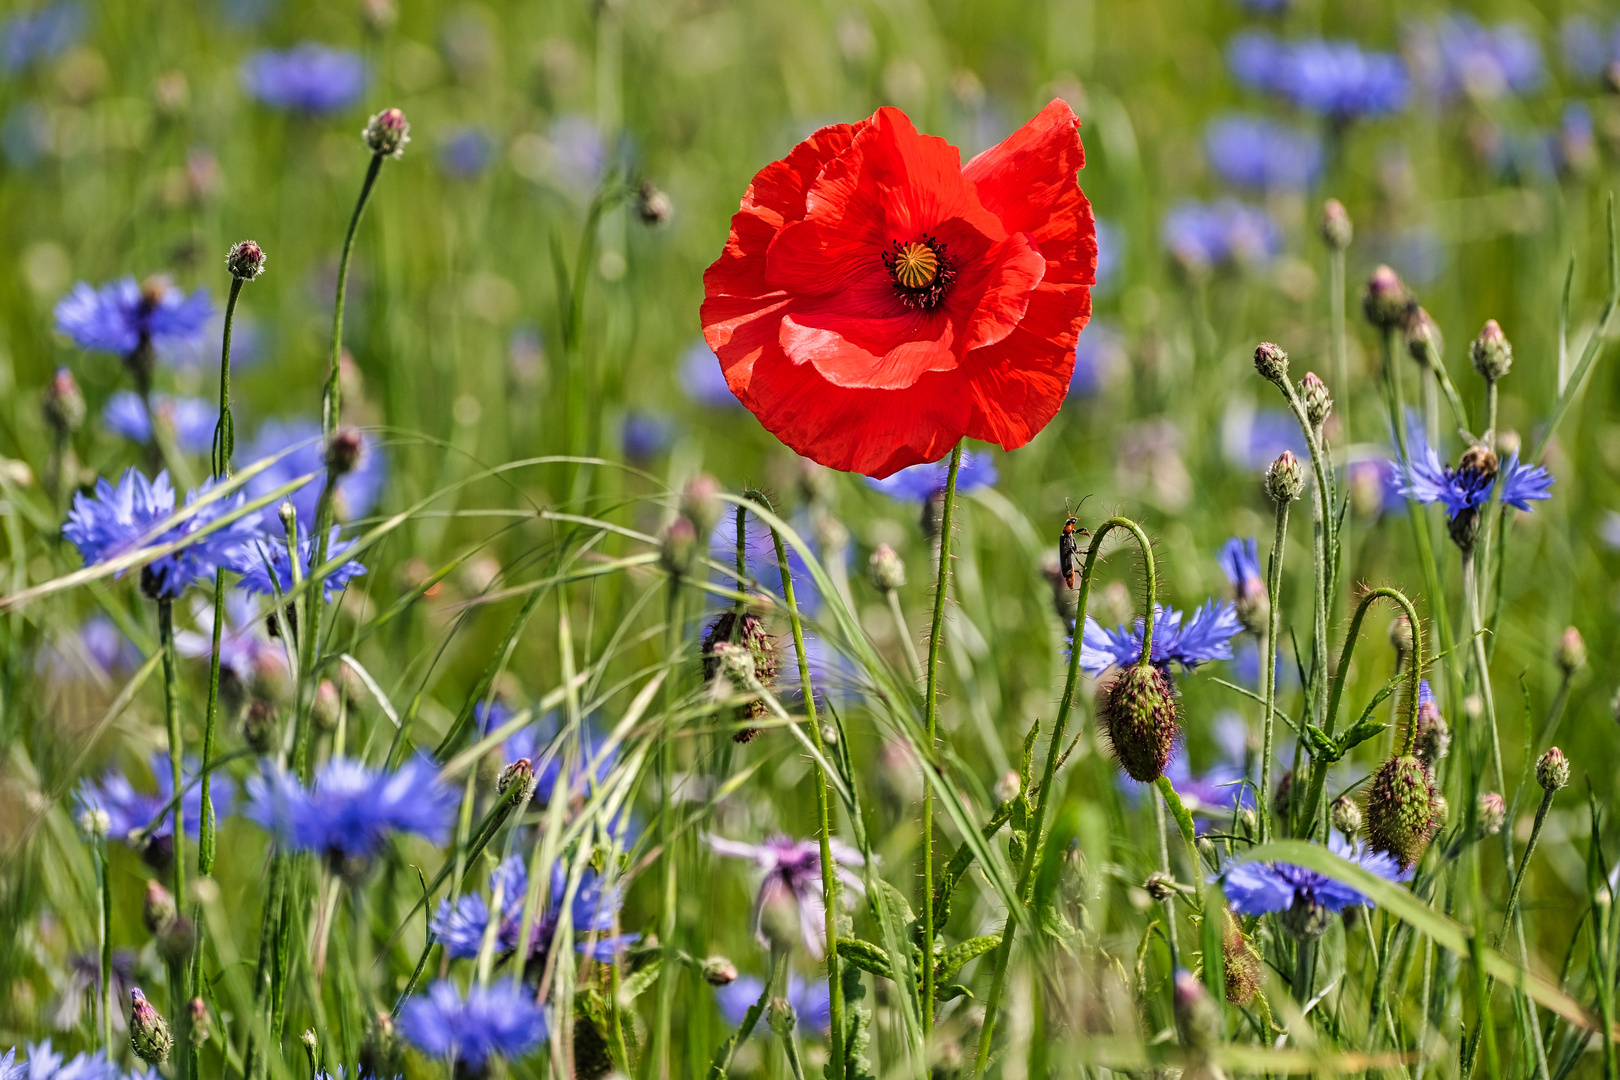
[882,237,955,312]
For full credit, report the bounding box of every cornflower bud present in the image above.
[496,758,536,800]
[301,1029,319,1053]
[658,516,699,578]
[1144,871,1177,901]
[1365,754,1441,870]
[1173,970,1222,1054]
[1536,747,1569,793]
[278,500,298,536]
[1331,795,1362,840]
[702,956,739,986]
[143,880,177,934]
[1404,306,1442,366]
[226,240,267,281]
[1556,627,1586,676]
[1097,663,1179,783]
[311,679,341,734]
[1470,319,1513,382]
[78,806,110,841]
[189,998,211,1046]
[130,988,172,1065]
[1282,894,1334,942]
[156,914,197,964]
[363,108,410,158]
[42,367,87,436]
[325,427,363,476]
[1320,198,1353,250]
[868,543,906,592]
[1414,697,1450,766]
[1299,372,1332,427]
[680,474,723,537]
[1476,792,1506,839]
[1362,265,1412,330]
[1447,445,1499,552]
[636,180,673,226]
[243,698,278,755]
[1253,341,1289,385]
[1222,908,1261,1006]
[1265,450,1304,503]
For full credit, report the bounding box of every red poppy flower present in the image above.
[701,99,1096,478]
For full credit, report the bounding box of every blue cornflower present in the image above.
[102,392,216,454]
[864,450,997,502]
[79,615,139,675]
[1070,321,1124,399]
[232,527,367,602]
[54,278,213,363]
[1394,429,1553,521]
[679,340,740,408]
[174,590,284,684]
[76,752,233,846]
[439,126,494,179]
[245,755,456,867]
[1414,15,1543,103]
[622,410,674,461]
[240,418,386,530]
[1216,834,1406,939]
[63,468,263,599]
[1093,219,1122,293]
[1222,402,1308,470]
[1161,199,1280,272]
[1164,713,1253,825]
[398,980,547,1070]
[3,1042,128,1080]
[430,855,637,966]
[1079,601,1243,678]
[1,2,84,74]
[1204,114,1323,191]
[707,509,840,616]
[240,44,366,114]
[1218,537,1263,596]
[714,974,832,1036]
[544,114,608,196]
[1229,33,1409,119]
[1560,16,1620,82]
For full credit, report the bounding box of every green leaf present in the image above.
[935,934,1002,982]
[617,956,663,1003]
[836,939,895,981]
[934,984,974,1002]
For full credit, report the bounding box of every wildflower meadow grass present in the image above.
[1,2,1619,1080]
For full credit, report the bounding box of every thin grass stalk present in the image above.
[650,577,685,1080]
[96,836,112,1054]
[157,596,193,1067]
[920,441,964,1033]
[1259,491,1289,840]
[323,154,383,437]
[887,588,923,682]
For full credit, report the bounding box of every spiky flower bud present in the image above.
[1253,341,1289,385]
[1265,450,1304,503]
[1556,627,1586,676]
[1536,747,1569,793]
[359,1010,399,1080]
[143,880,177,934]
[1320,198,1353,251]
[658,516,700,578]
[189,998,211,1046]
[702,956,739,986]
[1144,871,1177,901]
[1446,445,1500,551]
[325,427,363,476]
[680,474,723,537]
[1404,306,1442,366]
[1299,372,1332,427]
[1476,792,1506,839]
[363,108,410,158]
[496,758,536,800]
[1173,970,1222,1054]
[130,988,172,1065]
[1222,909,1261,1006]
[767,996,797,1037]
[1365,754,1441,870]
[1331,795,1362,841]
[868,543,906,592]
[702,611,777,742]
[709,641,756,690]
[42,367,87,436]
[1097,662,1179,783]
[226,240,267,281]
[1362,265,1412,330]
[636,180,673,226]
[1470,319,1513,382]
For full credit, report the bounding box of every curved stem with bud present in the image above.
[323,154,384,437]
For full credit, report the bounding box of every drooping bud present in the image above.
[767,996,797,1037]
[1556,627,1586,676]
[1364,754,1441,870]
[701,611,777,742]
[868,543,906,592]
[363,108,410,158]
[1362,265,1412,330]
[1536,747,1569,793]
[658,516,700,578]
[130,988,172,1065]
[636,180,673,226]
[1320,198,1353,251]
[325,427,363,476]
[1265,450,1304,504]
[680,474,723,537]
[226,240,267,281]
[1253,341,1289,385]
[496,758,536,800]
[188,998,211,1046]
[143,880,177,934]
[1331,795,1362,841]
[1470,319,1513,382]
[1389,614,1414,658]
[1299,372,1332,427]
[42,367,87,436]
[1475,792,1506,839]
[1221,909,1261,1006]
[1173,969,1221,1054]
[1144,871,1177,901]
[1404,306,1442,366]
[1097,662,1180,783]
[702,956,739,986]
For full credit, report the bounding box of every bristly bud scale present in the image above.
[1476,792,1506,839]
[325,427,363,476]
[1364,754,1441,870]
[1556,627,1586,676]
[1265,450,1304,503]
[1362,264,1412,330]
[1221,908,1261,1006]
[363,108,410,158]
[636,180,673,226]
[1470,319,1513,382]
[496,758,536,800]
[1331,795,1362,840]
[1173,969,1221,1054]
[701,956,739,986]
[42,367,87,436]
[679,474,723,537]
[1536,747,1569,793]
[226,240,267,281]
[701,611,777,742]
[1299,372,1332,427]
[1414,696,1449,766]
[1097,662,1179,783]
[1320,198,1353,251]
[868,543,906,592]
[188,998,211,1046]
[1253,341,1289,385]
[130,988,172,1065]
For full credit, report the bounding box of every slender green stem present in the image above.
[324,154,384,437]
[887,588,923,681]
[157,597,191,1073]
[1462,551,1505,796]
[1152,792,1179,969]
[1329,249,1348,442]
[650,579,685,1080]
[920,441,964,1033]
[1258,496,1289,840]
[96,838,112,1054]
[972,517,1156,1076]
[734,504,747,610]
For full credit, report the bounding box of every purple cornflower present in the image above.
[1222,402,1308,470]
[622,411,674,461]
[240,44,366,114]
[544,114,608,195]
[76,752,232,846]
[1069,320,1125,399]
[231,527,367,603]
[102,392,216,454]
[241,418,386,530]
[1394,429,1553,520]
[1560,16,1620,82]
[679,340,741,408]
[714,974,832,1036]
[1161,199,1280,272]
[63,468,263,599]
[708,834,864,958]
[1,2,84,73]
[864,450,997,502]
[1204,114,1324,191]
[174,590,284,684]
[1079,601,1243,678]
[1217,834,1406,938]
[1412,15,1543,103]
[398,980,547,1070]
[2,1042,123,1080]
[80,616,139,675]
[1229,33,1410,119]
[244,755,456,868]
[439,126,494,179]
[430,855,636,966]
[54,278,213,363]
